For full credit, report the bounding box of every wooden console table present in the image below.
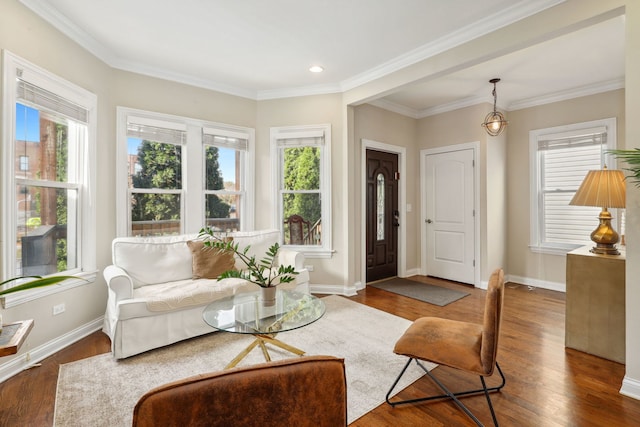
[565,245,625,363]
[0,319,34,357]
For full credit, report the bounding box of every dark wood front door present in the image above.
[366,149,399,283]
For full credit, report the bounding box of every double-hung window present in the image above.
[125,116,186,236]
[202,127,251,232]
[529,118,618,254]
[117,108,254,236]
[271,124,331,258]
[2,51,97,304]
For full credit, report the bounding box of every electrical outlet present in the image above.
[53,303,65,315]
[304,264,314,272]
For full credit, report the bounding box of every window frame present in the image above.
[270,124,332,258]
[1,50,97,307]
[529,117,618,255]
[202,126,251,232]
[116,107,255,237]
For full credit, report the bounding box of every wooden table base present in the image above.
[225,334,305,369]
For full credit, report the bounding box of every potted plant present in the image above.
[0,275,83,333]
[609,148,640,187]
[198,227,298,305]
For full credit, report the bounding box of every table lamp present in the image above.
[569,166,626,255]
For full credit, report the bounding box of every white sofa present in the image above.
[102,229,310,359]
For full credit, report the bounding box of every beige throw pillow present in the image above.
[187,240,236,279]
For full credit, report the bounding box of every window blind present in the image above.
[127,122,186,145]
[17,79,89,124]
[540,130,605,245]
[202,134,248,151]
[202,127,250,151]
[276,136,324,148]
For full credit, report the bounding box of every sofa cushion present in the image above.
[112,234,198,288]
[230,229,281,271]
[187,240,236,279]
[133,277,254,314]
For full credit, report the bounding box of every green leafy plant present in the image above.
[608,149,640,187]
[198,227,297,288]
[0,275,83,296]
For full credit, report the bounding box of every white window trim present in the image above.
[116,107,255,236]
[202,124,254,231]
[2,50,97,307]
[529,117,618,255]
[270,124,332,258]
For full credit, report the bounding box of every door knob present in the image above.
[426,219,432,224]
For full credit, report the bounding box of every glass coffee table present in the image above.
[202,289,325,369]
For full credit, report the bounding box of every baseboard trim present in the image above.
[403,268,421,277]
[621,375,640,401]
[310,283,358,296]
[0,317,103,384]
[506,274,565,293]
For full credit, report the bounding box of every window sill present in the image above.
[283,246,335,259]
[1,271,97,309]
[529,244,582,256]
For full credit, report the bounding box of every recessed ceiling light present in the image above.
[309,65,324,73]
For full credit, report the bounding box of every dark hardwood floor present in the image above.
[1,277,639,426]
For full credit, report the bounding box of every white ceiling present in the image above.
[21,0,625,118]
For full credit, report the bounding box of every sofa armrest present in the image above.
[277,248,305,271]
[103,265,134,302]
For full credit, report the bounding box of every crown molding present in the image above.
[19,0,258,100]
[20,0,565,102]
[20,0,118,65]
[371,78,624,119]
[340,0,565,92]
[416,95,498,119]
[508,77,625,111]
[256,83,343,101]
[113,58,258,100]
[367,99,422,119]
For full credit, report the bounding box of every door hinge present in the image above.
[473,259,476,267]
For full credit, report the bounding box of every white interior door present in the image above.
[424,148,475,284]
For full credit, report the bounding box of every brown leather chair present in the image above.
[132,355,347,427]
[386,268,506,426]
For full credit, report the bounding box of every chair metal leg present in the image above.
[480,374,499,426]
[386,358,505,427]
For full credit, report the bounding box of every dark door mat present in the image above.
[368,277,470,306]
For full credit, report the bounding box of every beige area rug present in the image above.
[54,295,431,426]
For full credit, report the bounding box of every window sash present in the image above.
[530,118,617,253]
[271,124,331,256]
[2,51,97,306]
[117,107,255,236]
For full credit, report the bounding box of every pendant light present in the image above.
[481,78,508,136]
